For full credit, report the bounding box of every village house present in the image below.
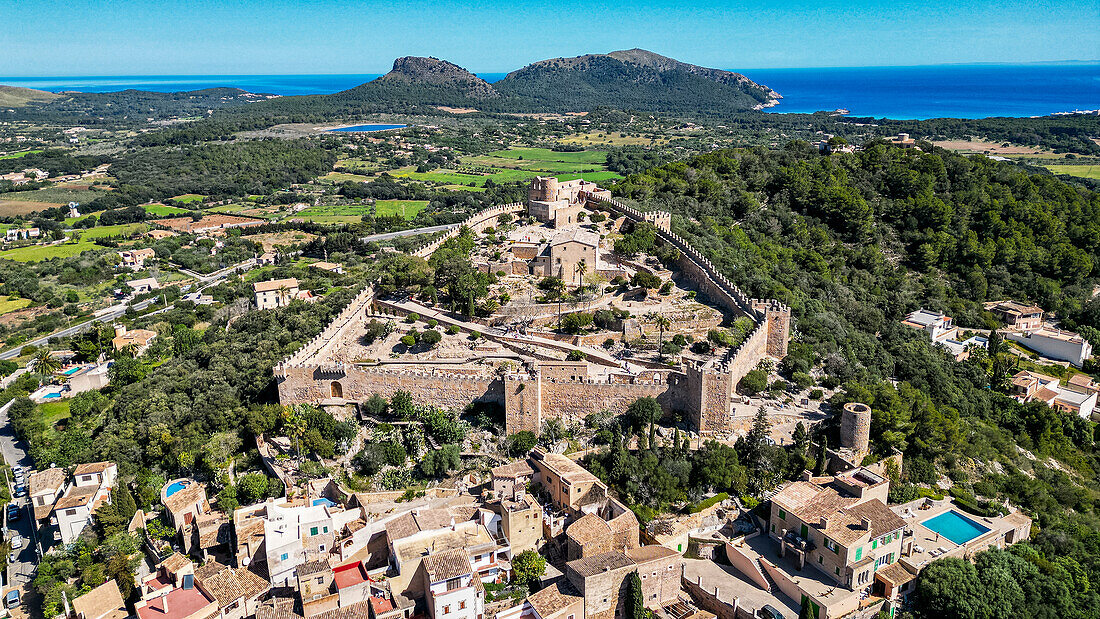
[119,248,157,270]
[1011,369,1098,419]
[530,229,601,282]
[71,579,129,619]
[1005,326,1094,367]
[254,278,315,310]
[901,309,987,361]
[162,479,210,530]
[112,325,158,356]
[126,277,161,294]
[258,252,277,266]
[987,300,1044,331]
[54,462,118,544]
[194,561,271,619]
[310,261,345,274]
[421,548,485,619]
[29,467,67,523]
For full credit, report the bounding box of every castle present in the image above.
[275,182,790,437]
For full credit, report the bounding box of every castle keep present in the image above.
[275,184,790,437]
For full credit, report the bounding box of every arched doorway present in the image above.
[330,381,343,399]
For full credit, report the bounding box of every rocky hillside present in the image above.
[493,49,779,114]
[372,56,498,100]
[0,85,60,107]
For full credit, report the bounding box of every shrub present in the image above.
[688,492,729,513]
[567,349,585,361]
[400,335,416,347]
[560,312,594,334]
[421,329,442,348]
[447,325,460,335]
[738,369,768,395]
[427,319,438,328]
[404,312,419,323]
[792,372,814,389]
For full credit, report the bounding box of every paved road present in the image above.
[0,400,37,595]
[0,258,257,361]
[362,224,455,243]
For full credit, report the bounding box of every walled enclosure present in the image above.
[275,196,790,436]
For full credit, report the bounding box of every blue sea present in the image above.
[1,64,1096,119]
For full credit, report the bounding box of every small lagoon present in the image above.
[329,124,407,132]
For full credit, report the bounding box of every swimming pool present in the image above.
[62,366,81,376]
[165,481,187,497]
[329,124,407,132]
[921,510,990,545]
[42,392,62,399]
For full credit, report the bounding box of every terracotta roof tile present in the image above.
[527,580,582,618]
[72,580,127,619]
[422,548,472,582]
[566,551,635,577]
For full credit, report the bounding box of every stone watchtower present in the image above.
[751,299,791,358]
[840,402,872,457]
[643,211,672,233]
[529,176,559,203]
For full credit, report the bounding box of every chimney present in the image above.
[820,516,830,530]
[861,516,872,531]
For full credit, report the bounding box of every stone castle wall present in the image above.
[275,199,791,437]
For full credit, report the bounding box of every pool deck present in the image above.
[890,498,1030,572]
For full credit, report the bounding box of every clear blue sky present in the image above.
[1,0,1097,75]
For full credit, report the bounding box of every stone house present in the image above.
[421,548,484,619]
[530,229,600,282]
[194,561,271,619]
[54,462,117,544]
[71,579,128,619]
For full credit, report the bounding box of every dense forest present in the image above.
[610,143,1100,617]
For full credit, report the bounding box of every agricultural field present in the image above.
[0,223,146,262]
[0,296,32,316]
[291,204,372,224]
[248,231,318,252]
[1,184,108,205]
[0,150,43,160]
[0,199,57,217]
[143,204,191,217]
[1045,164,1100,180]
[205,203,250,214]
[170,194,205,204]
[487,147,608,164]
[559,131,671,146]
[374,200,428,219]
[322,171,376,183]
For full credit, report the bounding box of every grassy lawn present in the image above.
[0,240,100,262]
[38,400,71,427]
[143,204,190,216]
[170,194,205,204]
[0,296,32,315]
[206,203,249,214]
[0,150,42,160]
[293,204,371,224]
[486,147,608,164]
[374,200,429,219]
[389,166,540,186]
[1045,164,1100,180]
[554,171,624,183]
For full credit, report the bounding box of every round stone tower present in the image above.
[840,402,872,455]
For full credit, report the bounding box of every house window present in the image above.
[824,538,839,553]
[319,544,326,552]
[66,509,77,516]
[872,540,878,550]
[323,526,329,533]
[835,567,840,576]
[443,606,451,615]
[777,509,786,520]
[459,602,466,610]
[310,527,319,536]
[446,578,462,591]
[280,553,289,561]
[677,544,682,552]
[317,577,324,584]
[855,547,862,561]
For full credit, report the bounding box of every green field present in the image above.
[322,171,376,183]
[486,147,608,164]
[0,150,42,160]
[38,400,71,426]
[80,223,147,239]
[293,204,372,224]
[0,295,32,315]
[1045,164,1100,180]
[374,200,429,219]
[553,171,625,183]
[0,224,145,262]
[170,194,205,204]
[143,204,190,216]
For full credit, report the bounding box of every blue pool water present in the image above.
[329,124,407,132]
[42,392,61,399]
[62,366,81,376]
[313,498,336,508]
[165,481,187,497]
[921,510,990,545]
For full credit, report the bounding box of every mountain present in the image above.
[0,85,60,107]
[493,49,779,114]
[371,56,498,100]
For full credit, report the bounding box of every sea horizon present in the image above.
[1,62,1097,120]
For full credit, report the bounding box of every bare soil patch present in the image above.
[0,199,62,216]
[933,139,1048,155]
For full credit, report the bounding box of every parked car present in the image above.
[12,485,25,498]
[10,536,22,550]
[6,505,19,521]
[759,606,785,619]
[5,590,19,609]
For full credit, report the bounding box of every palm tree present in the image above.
[574,259,588,288]
[277,283,290,307]
[647,313,672,352]
[31,349,62,376]
[282,405,308,457]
